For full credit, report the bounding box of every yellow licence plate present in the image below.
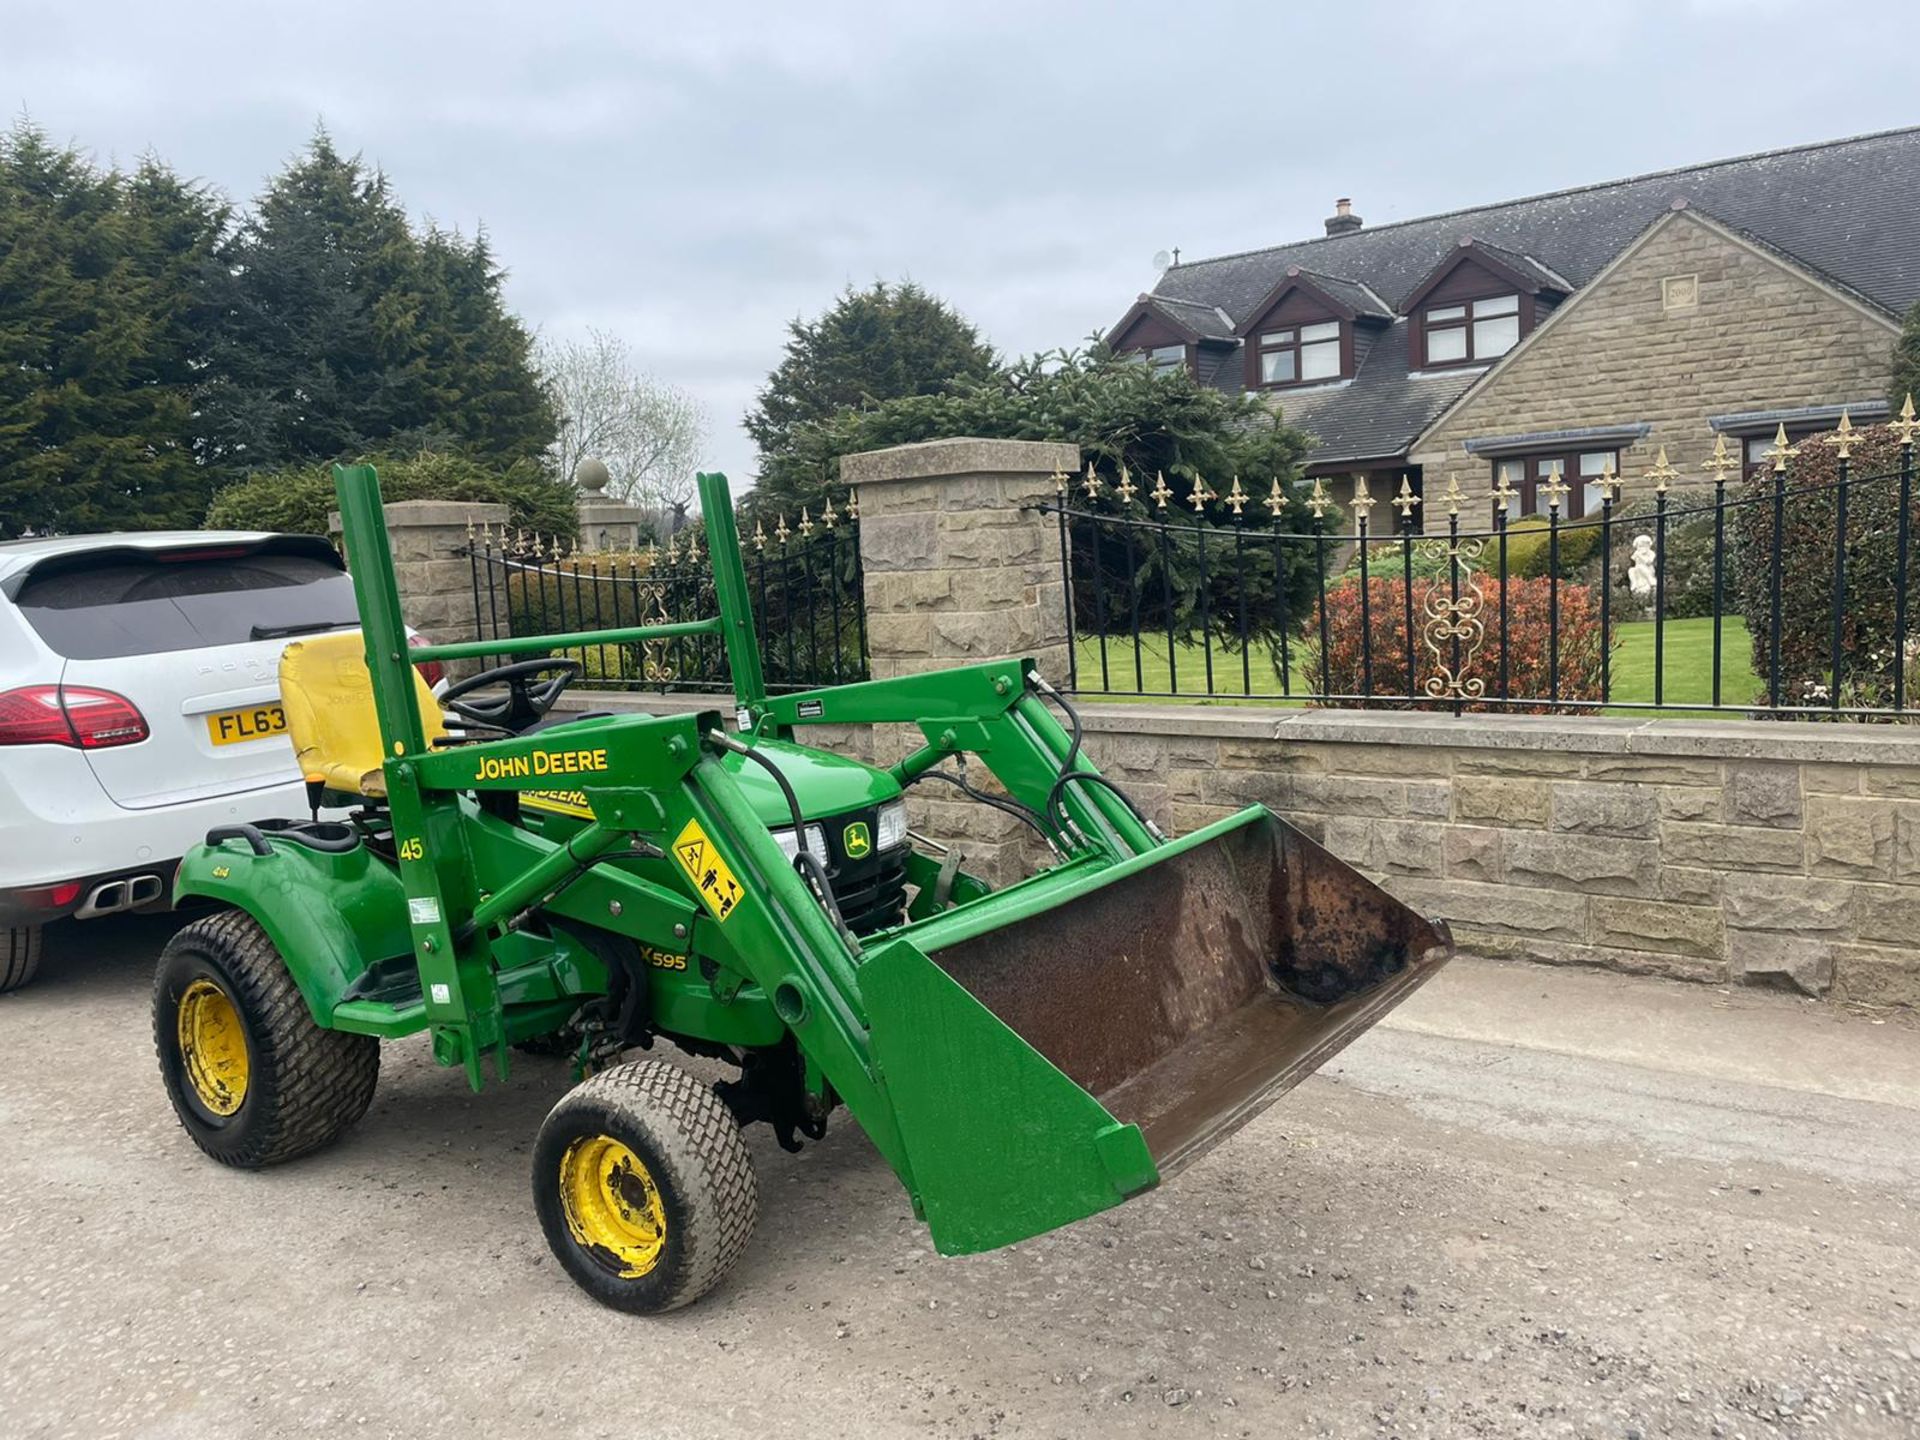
[207,704,288,746]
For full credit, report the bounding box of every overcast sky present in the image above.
[8,1,1919,486]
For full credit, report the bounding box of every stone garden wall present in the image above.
[388,433,1918,1010]
[1077,707,1920,1008]
[564,691,1920,1009]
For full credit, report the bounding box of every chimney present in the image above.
[1324,197,1363,237]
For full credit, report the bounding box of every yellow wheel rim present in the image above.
[559,1135,667,1279]
[177,978,249,1116]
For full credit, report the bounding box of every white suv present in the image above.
[0,531,433,992]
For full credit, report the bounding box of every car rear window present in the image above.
[14,547,359,659]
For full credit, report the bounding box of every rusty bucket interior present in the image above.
[921,810,1453,1177]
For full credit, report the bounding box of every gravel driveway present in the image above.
[2,915,1916,1439]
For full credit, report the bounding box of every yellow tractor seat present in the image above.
[280,632,446,798]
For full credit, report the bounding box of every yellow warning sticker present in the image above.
[672,818,745,924]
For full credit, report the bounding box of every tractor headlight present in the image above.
[875,799,909,853]
[772,823,829,866]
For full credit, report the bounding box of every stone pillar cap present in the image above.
[840,437,1080,486]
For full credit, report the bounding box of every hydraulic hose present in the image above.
[706,730,855,945]
[906,765,1062,855]
[1028,670,1163,844]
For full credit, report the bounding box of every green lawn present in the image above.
[1070,615,1760,715]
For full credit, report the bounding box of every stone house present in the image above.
[1106,128,1919,527]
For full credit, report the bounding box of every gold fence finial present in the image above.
[847,488,860,521]
[1226,476,1248,517]
[1265,477,1286,518]
[1834,409,1855,459]
[1151,471,1172,510]
[751,519,766,552]
[820,496,838,530]
[774,514,790,545]
[1647,445,1679,494]
[1702,432,1739,485]
[1770,422,1795,474]
[1350,473,1376,524]
[1540,468,1571,512]
[1596,457,1621,506]
[1442,473,1465,516]
[1116,465,1137,504]
[1189,476,1213,512]
[1082,461,1101,500]
[1896,393,1919,447]
[1392,476,1419,522]
[1307,477,1331,521]
[798,506,814,539]
[1491,468,1518,515]
[1051,467,1068,496]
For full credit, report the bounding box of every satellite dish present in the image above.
[1151,249,1172,272]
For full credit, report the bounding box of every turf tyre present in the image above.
[533,1058,759,1314]
[154,908,379,1168]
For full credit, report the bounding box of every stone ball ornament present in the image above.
[574,457,611,495]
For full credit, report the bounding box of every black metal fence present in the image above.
[463,503,867,694]
[1042,413,1920,719]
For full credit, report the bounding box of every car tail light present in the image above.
[0,685,149,749]
[416,659,445,688]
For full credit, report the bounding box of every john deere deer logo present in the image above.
[843,821,871,859]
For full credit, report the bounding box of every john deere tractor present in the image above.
[153,464,1451,1314]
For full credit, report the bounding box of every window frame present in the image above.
[1142,343,1190,376]
[1420,291,1524,369]
[1256,319,1345,390]
[1489,447,1619,521]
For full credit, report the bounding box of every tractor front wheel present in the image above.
[533,1059,759,1314]
[154,909,380,1168]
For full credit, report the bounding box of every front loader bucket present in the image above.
[860,806,1451,1255]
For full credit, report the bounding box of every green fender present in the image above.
[172,836,410,1026]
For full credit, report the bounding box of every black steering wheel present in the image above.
[439,658,583,732]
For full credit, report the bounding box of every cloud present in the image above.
[8,0,1917,483]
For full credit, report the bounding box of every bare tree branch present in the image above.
[539,327,707,515]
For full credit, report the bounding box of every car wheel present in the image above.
[0,925,41,994]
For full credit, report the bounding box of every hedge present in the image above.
[1299,573,1614,713]
[1728,422,1916,704]
[206,450,579,539]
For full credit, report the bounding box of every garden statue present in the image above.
[1627,534,1657,604]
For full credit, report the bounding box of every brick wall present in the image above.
[1412,210,1899,512]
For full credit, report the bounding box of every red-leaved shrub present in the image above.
[1299,574,1614,713]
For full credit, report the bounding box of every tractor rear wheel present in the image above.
[154,909,380,1168]
[532,1059,759,1314]
[1,924,41,993]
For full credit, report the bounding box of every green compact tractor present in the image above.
[153,464,1451,1313]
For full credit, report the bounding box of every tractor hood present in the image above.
[720,735,901,827]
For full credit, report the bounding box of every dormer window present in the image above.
[1403,239,1569,372]
[1423,294,1520,366]
[1238,268,1387,393]
[1259,321,1342,386]
[1145,344,1188,375]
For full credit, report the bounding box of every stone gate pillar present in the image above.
[329,499,509,672]
[843,437,1080,881]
